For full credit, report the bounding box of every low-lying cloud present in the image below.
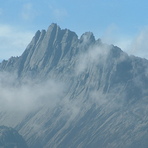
[0,72,66,113]
[101,24,148,59]
[75,43,110,75]
[128,27,148,59]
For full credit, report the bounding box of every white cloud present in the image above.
[0,72,66,112]
[0,24,34,60]
[128,27,148,59]
[114,27,148,60]
[75,44,110,75]
[101,24,148,59]
[101,24,129,51]
[101,24,119,45]
[0,72,68,126]
[53,8,68,20]
[49,5,68,21]
[21,3,36,21]
[101,24,131,51]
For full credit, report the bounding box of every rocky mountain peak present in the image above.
[0,24,148,148]
[80,32,95,43]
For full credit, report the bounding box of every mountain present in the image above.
[0,126,28,148]
[0,23,148,148]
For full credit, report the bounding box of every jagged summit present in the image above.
[28,23,96,53]
[0,23,102,78]
[0,23,148,148]
[0,23,145,81]
[80,32,95,43]
[0,23,146,81]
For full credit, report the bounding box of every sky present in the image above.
[0,0,148,60]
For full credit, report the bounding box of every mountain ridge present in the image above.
[0,23,148,148]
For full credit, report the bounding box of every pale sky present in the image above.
[0,0,148,60]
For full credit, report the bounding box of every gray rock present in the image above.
[0,23,148,148]
[0,126,28,148]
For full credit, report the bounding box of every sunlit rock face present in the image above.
[0,24,148,148]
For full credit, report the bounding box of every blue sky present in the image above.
[1,0,148,60]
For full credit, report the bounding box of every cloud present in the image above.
[128,27,148,59]
[113,26,148,60]
[101,24,148,59]
[0,72,66,113]
[0,71,83,127]
[21,3,36,21]
[101,24,132,53]
[75,43,110,75]
[0,39,147,141]
[0,24,34,60]
[49,5,68,21]
[101,24,119,45]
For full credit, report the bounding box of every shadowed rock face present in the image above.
[0,126,28,148]
[0,23,148,148]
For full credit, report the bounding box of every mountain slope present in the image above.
[0,126,28,148]
[0,23,148,148]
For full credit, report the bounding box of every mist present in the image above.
[101,25,148,60]
[0,43,125,128]
[0,37,147,148]
[0,72,67,113]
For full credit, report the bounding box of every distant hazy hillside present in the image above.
[0,24,147,148]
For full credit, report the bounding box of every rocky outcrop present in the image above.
[0,126,28,148]
[0,23,148,148]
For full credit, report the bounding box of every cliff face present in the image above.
[0,23,148,148]
[0,24,79,78]
[0,126,28,148]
